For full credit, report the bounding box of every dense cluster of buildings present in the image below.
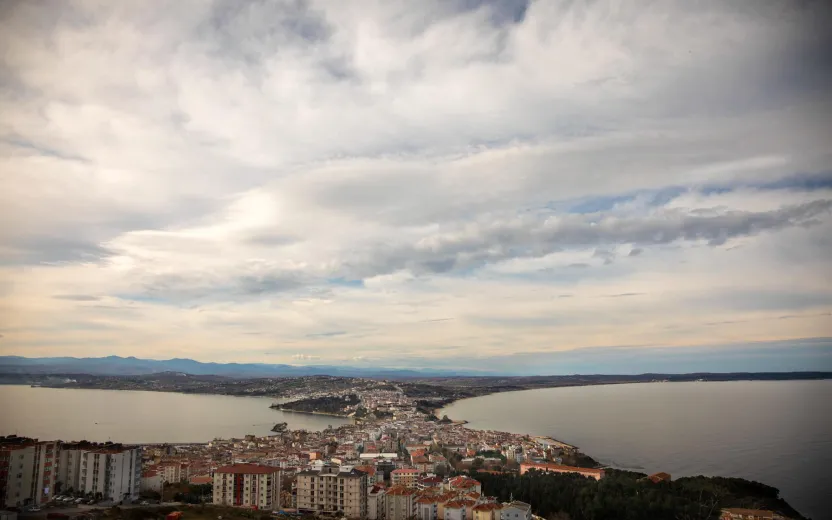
[0,436,140,508]
[2,384,611,518]
[122,385,608,519]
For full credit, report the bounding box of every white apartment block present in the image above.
[1,441,37,507]
[56,445,84,493]
[1,439,60,508]
[384,487,418,520]
[500,501,532,520]
[367,486,386,520]
[32,441,59,505]
[159,462,188,483]
[2,438,135,508]
[213,464,282,510]
[78,446,142,502]
[296,466,367,518]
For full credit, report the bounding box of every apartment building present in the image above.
[354,465,378,487]
[472,503,503,520]
[159,462,189,483]
[0,437,59,508]
[296,466,367,518]
[56,442,86,492]
[390,468,419,487]
[1,438,37,508]
[31,442,58,505]
[500,501,531,520]
[213,464,282,510]
[384,486,418,520]
[446,476,482,494]
[367,485,386,520]
[416,495,443,520]
[444,500,467,520]
[141,469,163,493]
[78,446,142,502]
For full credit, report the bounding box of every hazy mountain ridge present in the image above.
[0,355,468,378]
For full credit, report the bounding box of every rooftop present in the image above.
[215,463,281,475]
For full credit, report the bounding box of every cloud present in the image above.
[0,0,830,368]
[52,294,101,302]
[291,354,321,361]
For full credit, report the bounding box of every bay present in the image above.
[440,380,832,520]
[0,385,349,444]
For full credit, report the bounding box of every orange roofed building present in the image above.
[720,509,791,520]
[473,502,503,520]
[647,472,671,483]
[519,462,605,481]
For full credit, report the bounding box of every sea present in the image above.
[0,385,349,443]
[440,380,832,520]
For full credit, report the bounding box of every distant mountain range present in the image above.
[0,355,468,378]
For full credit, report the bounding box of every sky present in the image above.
[1,0,831,374]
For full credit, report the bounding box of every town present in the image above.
[1,383,799,520]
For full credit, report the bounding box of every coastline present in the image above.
[437,380,827,519]
[271,406,353,419]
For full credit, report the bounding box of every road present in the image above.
[19,503,185,519]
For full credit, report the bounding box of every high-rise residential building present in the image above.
[367,485,386,520]
[213,464,282,510]
[57,441,142,501]
[158,462,189,483]
[1,437,37,508]
[56,442,86,493]
[77,446,142,502]
[0,437,59,508]
[296,466,367,518]
[384,486,418,520]
[32,441,58,505]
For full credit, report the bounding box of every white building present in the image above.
[213,464,282,510]
[141,469,163,493]
[0,438,59,507]
[78,446,142,502]
[367,485,386,520]
[444,501,467,520]
[500,502,532,520]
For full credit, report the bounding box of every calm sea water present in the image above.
[0,385,349,443]
[440,380,832,520]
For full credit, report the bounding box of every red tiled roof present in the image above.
[386,485,418,496]
[215,464,280,475]
[648,472,671,483]
[521,462,605,476]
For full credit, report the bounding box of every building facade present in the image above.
[367,485,386,520]
[0,438,60,508]
[78,446,142,502]
[519,462,605,481]
[0,439,37,507]
[384,486,418,520]
[390,468,419,487]
[500,502,531,520]
[213,464,282,510]
[296,466,367,518]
